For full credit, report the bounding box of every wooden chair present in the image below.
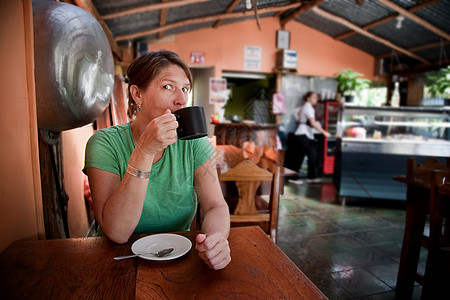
[395,157,450,299]
[421,169,450,299]
[216,144,288,196]
[217,160,281,243]
[258,145,286,174]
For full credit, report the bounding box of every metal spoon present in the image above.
[114,248,174,260]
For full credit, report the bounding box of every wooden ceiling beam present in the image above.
[72,0,121,60]
[115,2,312,42]
[213,0,240,29]
[377,0,450,41]
[158,0,170,39]
[102,0,210,20]
[280,0,324,27]
[311,6,430,64]
[396,58,450,76]
[335,0,443,41]
[254,0,261,31]
[376,40,450,59]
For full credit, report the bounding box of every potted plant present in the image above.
[334,68,371,103]
[426,65,450,104]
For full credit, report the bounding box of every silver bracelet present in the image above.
[126,164,150,179]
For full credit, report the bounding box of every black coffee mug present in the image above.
[174,106,208,140]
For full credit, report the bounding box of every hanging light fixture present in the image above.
[396,15,405,29]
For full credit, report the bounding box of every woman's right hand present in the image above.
[136,109,178,156]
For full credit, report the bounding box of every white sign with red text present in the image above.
[244,46,261,71]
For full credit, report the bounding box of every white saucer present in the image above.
[131,233,192,261]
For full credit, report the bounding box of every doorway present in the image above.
[191,67,215,137]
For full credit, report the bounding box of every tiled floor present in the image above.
[277,177,427,299]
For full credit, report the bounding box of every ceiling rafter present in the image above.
[335,0,443,41]
[254,0,261,31]
[72,0,121,59]
[396,58,450,76]
[311,6,430,64]
[102,0,210,20]
[377,40,450,60]
[213,0,241,29]
[377,0,450,41]
[280,0,324,27]
[114,2,313,42]
[158,0,170,39]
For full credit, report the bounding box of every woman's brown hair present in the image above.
[126,50,193,119]
[302,91,316,102]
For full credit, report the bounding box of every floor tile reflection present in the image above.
[277,178,425,299]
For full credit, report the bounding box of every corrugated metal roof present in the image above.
[89,0,450,74]
[297,10,350,37]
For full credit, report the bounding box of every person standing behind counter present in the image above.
[84,50,231,270]
[286,91,331,185]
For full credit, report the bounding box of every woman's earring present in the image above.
[137,104,142,112]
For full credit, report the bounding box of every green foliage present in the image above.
[426,65,450,97]
[334,68,371,96]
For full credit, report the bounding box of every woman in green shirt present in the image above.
[85,50,230,270]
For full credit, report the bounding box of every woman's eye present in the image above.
[182,87,189,93]
[163,84,172,90]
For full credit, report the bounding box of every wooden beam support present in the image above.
[396,58,450,76]
[102,0,210,20]
[376,40,450,59]
[311,6,430,64]
[115,2,313,42]
[335,15,397,40]
[336,0,443,41]
[72,0,121,60]
[280,0,324,27]
[213,0,240,29]
[158,0,170,40]
[377,0,450,41]
[254,0,261,31]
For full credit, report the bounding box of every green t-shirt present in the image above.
[84,122,215,234]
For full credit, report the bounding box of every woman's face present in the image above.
[137,64,191,120]
[308,93,318,105]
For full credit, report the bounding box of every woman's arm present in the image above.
[87,112,178,244]
[86,147,153,244]
[193,155,231,270]
[308,117,331,138]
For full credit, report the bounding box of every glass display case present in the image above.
[335,105,450,203]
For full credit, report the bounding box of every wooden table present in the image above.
[0,226,327,299]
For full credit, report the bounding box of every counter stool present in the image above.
[395,157,450,299]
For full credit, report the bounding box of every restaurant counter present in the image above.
[336,137,450,203]
[213,122,279,148]
[341,137,450,157]
[336,105,450,203]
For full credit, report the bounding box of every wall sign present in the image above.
[190,51,205,64]
[276,30,290,49]
[272,92,286,114]
[244,46,262,71]
[209,78,228,104]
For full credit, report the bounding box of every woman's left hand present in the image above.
[195,232,231,270]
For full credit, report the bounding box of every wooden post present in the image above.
[38,131,69,239]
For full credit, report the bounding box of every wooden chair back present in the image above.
[218,160,281,243]
[258,145,286,174]
[397,157,450,298]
